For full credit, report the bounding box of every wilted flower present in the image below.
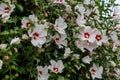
[109,61,116,67]
[64,47,73,59]
[0,44,7,50]
[49,60,64,74]
[22,34,29,39]
[10,37,20,45]
[13,47,18,53]
[37,66,50,80]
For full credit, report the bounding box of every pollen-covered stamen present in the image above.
[84,32,90,38]
[91,68,96,75]
[53,67,58,72]
[4,7,10,13]
[96,35,102,41]
[26,22,31,28]
[33,32,39,40]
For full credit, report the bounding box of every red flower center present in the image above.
[26,22,31,28]
[38,71,42,77]
[57,0,63,2]
[84,32,90,38]
[53,67,58,72]
[91,68,96,75]
[33,32,39,40]
[55,37,60,42]
[96,35,102,41]
[4,7,10,13]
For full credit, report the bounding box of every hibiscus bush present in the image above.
[0,0,120,80]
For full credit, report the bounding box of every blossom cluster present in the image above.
[37,60,64,80]
[0,0,120,80]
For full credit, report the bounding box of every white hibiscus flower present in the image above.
[80,26,96,43]
[89,63,103,80]
[0,0,15,22]
[28,24,47,48]
[54,34,67,48]
[54,17,67,34]
[49,60,64,74]
[95,29,108,46]
[37,66,50,80]
[21,14,38,29]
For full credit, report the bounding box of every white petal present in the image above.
[0,60,3,69]
[57,60,64,73]
[82,56,92,64]
[31,39,39,46]
[50,60,56,67]
[58,28,66,34]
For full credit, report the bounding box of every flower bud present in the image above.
[22,34,29,39]
[4,56,9,60]
[109,61,116,67]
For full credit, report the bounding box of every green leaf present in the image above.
[58,76,65,80]
[15,4,23,12]
[34,0,39,6]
